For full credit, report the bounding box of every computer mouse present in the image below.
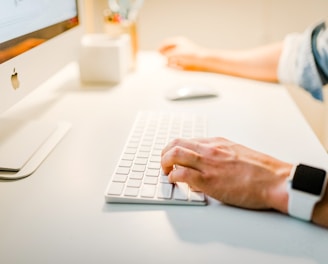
[166,84,218,101]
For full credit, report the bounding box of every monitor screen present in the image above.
[0,1,79,63]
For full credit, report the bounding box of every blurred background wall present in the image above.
[81,0,328,149]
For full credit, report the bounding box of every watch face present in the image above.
[292,164,326,195]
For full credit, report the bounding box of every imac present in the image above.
[0,1,82,180]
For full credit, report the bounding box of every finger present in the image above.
[165,57,184,70]
[167,56,189,68]
[168,165,202,191]
[168,55,206,72]
[161,144,201,175]
[161,139,201,174]
[158,37,181,54]
[158,42,178,54]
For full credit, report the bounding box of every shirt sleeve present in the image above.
[277,21,328,101]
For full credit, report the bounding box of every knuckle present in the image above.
[171,138,182,146]
[171,145,183,158]
[201,170,212,182]
[204,144,220,157]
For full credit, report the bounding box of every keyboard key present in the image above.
[141,184,156,198]
[148,162,161,170]
[112,174,128,182]
[132,164,146,172]
[127,179,142,188]
[149,156,161,162]
[173,182,189,201]
[137,152,149,158]
[129,171,144,180]
[119,160,132,167]
[159,175,170,183]
[157,183,173,199]
[145,169,159,177]
[144,176,158,185]
[151,149,162,156]
[122,154,135,160]
[108,182,124,195]
[190,191,206,202]
[134,158,148,165]
[124,187,139,197]
[116,167,130,175]
[125,147,137,154]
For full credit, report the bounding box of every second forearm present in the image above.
[200,42,283,83]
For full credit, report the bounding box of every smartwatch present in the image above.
[287,164,327,221]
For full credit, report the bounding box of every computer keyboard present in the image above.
[104,111,208,205]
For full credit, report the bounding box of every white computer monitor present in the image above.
[0,1,82,180]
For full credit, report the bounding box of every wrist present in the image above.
[267,162,293,214]
[312,188,328,227]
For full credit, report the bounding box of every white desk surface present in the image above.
[1,52,328,264]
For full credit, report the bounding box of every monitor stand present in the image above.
[0,119,71,180]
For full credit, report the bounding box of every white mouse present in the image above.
[166,84,218,101]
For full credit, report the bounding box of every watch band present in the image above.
[288,186,320,221]
[287,164,327,221]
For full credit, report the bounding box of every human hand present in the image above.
[158,36,210,71]
[161,137,292,212]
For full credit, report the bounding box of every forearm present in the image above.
[201,42,283,82]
